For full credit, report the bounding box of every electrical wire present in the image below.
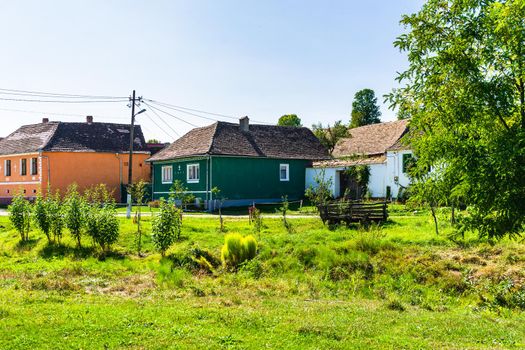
[0,97,128,104]
[142,101,199,128]
[141,106,181,138]
[0,107,128,121]
[0,87,127,99]
[143,112,178,140]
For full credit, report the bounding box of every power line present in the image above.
[142,101,199,128]
[0,87,126,99]
[0,97,128,104]
[144,112,178,140]
[141,105,181,138]
[145,98,271,124]
[0,107,128,120]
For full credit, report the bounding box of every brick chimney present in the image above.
[42,118,49,123]
[86,115,93,124]
[239,116,249,132]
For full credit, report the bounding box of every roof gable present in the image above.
[0,122,59,155]
[148,121,329,162]
[332,119,409,157]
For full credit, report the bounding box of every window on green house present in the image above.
[161,165,173,184]
[280,163,289,181]
[20,159,27,176]
[402,153,413,173]
[187,164,199,183]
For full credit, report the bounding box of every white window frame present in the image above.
[186,163,200,183]
[4,159,11,177]
[161,165,173,184]
[30,157,38,175]
[279,163,289,181]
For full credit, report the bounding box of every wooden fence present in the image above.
[317,201,388,225]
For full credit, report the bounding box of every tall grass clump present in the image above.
[8,192,31,242]
[221,233,258,269]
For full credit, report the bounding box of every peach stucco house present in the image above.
[0,116,150,203]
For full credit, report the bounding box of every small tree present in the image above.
[152,198,182,257]
[128,180,147,256]
[211,187,226,232]
[280,195,293,233]
[350,89,382,128]
[84,184,119,252]
[305,169,333,207]
[64,184,86,248]
[8,192,31,242]
[277,114,302,127]
[251,206,263,238]
[48,191,64,244]
[312,121,348,155]
[170,180,195,210]
[33,193,52,244]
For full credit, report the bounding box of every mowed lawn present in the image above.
[0,208,524,349]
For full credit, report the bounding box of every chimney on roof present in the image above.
[239,116,249,132]
[42,118,49,123]
[86,115,93,124]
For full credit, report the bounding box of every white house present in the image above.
[305,119,412,199]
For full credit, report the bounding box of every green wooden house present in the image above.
[147,117,329,208]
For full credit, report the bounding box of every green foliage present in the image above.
[305,169,333,207]
[152,198,182,256]
[84,184,119,252]
[350,89,381,128]
[128,180,147,255]
[211,186,226,232]
[280,195,293,233]
[64,184,86,248]
[8,193,31,242]
[312,120,348,155]
[170,180,195,210]
[48,191,64,244]
[388,0,525,239]
[277,114,302,127]
[221,233,258,269]
[343,165,371,200]
[33,194,52,244]
[251,207,263,237]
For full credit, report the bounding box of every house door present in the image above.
[339,171,360,199]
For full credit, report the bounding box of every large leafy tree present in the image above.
[350,89,382,128]
[277,114,302,127]
[389,0,525,239]
[312,121,348,155]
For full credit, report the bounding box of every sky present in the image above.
[0,0,424,142]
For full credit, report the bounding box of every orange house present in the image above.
[0,116,150,203]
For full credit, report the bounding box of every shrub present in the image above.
[33,193,52,244]
[280,196,294,233]
[128,180,147,255]
[48,191,64,244]
[152,198,182,256]
[221,233,258,269]
[64,184,86,248]
[252,207,263,237]
[8,193,31,242]
[84,184,120,252]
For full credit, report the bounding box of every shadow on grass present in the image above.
[39,244,96,259]
[15,238,40,252]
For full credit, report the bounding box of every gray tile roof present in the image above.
[148,121,330,162]
[0,121,148,155]
[332,119,409,157]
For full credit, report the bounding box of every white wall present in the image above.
[385,150,413,198]
[306,151,413,199]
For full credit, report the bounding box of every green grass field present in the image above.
[1,208,524,349]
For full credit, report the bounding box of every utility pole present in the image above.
[126,90,140,219]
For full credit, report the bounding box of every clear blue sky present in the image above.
[0,0,424,142]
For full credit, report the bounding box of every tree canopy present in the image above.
[350,89,382,128]
[277,114,302,127]
[389,0,525,239]
[312,121,348,155]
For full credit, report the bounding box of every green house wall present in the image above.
[151,156,311,202]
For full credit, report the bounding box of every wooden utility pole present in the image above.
[128,90,136,186]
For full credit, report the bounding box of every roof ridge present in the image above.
[40,122,61,150]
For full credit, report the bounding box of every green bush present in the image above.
[221,233,258,269]
[8,193,31,242]
[84,184,120,252]
[33,194,52,244]
[64,184,86,248]
[152,198,182,256]
[48,192,64,244]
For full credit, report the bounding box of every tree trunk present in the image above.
[431,206,439,235]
